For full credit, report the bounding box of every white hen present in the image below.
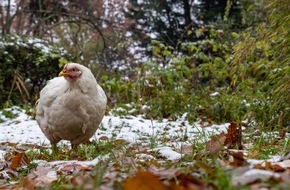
[36,63,107,149]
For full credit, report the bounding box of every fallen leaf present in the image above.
[265,161,271,170]
[279,128,287,139]
[195,161,213,175]
[58,163,89,174]
[148,167,179,180]
[20,175,35,190]
[0,162,8,170]
[123,170,168,190]
[229,151,247,167]
[253,161,286,172]
[232,169,282,186]
[247,150,259,159]
[19,165,57,188]
[10,152,30,171]
[254,163,263,170]
[176,144,193,155]
[172,173,207,190]
[280,169,290,182]
[206,133,226,154]
[71,175,95,189]
[224,122,243,149]
[271,163,285,172]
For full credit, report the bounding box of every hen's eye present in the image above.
[72,68,76,72]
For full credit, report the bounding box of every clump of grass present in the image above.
[1,109,19,119]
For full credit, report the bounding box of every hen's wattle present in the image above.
[36,63,107,149]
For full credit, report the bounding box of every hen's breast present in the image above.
[36,77,102,142]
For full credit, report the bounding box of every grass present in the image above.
[1,104,289,189]
[1,123,289,190]
[244,128,290,160]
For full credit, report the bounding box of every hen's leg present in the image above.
[71,143,79,151]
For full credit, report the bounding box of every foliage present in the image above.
[0,35,73,108]
[101,0,289,128]
[102,27,239,123]
[0,0,289,189]
[231,0,290,127]
[126,0,259,55]
[1,0,288,129]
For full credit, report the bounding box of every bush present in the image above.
[0,35,73,107]
[101,28,237,122]
[231,0,290,127]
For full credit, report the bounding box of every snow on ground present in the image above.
[0,107,229,160]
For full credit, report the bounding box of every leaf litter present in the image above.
[0,107,290,189]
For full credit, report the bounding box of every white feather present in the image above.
[36,63,107,147]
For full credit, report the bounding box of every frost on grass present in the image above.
[0,107,228,152]
[1,107,290,189]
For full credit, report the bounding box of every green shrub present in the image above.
[101,28,237,122]
[231,0,290,127]
[0,35,73,107]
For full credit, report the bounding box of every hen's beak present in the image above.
[59,71,70,77]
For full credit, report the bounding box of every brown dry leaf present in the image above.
[229,151,247,167]
[206,118,213,124]
[148,167,179,180]
[123,170,168,190]
[224,122,243,149]
[206,133,227,154]
[265,161,272,170]
[253,161,286,172]
[71,175,95,189]
[280,169,290,182]
[20,176,35,190]
[254,163,263,170]
[176,144,193,155]
[172,173,207,190]
[232,168,283,186]
[10,152,30,171]
[195,161,213,175]
[58,163,90,174]
[271,163,286,172]
[247,150,259,159]
[0,162,8,170]
[19,165,57,189]
[279,128,287,139]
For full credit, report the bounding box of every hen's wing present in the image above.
[36,77,68,144]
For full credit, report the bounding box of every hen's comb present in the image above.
[63,64,68,72]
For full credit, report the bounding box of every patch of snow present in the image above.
[247,159,265,168]
[268,155,282,162]
[0,150,6,161]
[232,169,281,186]
[0,108,49,145]
[152,147,181,160]
[136,153,155,160]
[46,170,57,180]
[0,171,10,179]
[0,107,229,156]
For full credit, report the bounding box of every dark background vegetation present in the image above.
[0,0,289,128]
